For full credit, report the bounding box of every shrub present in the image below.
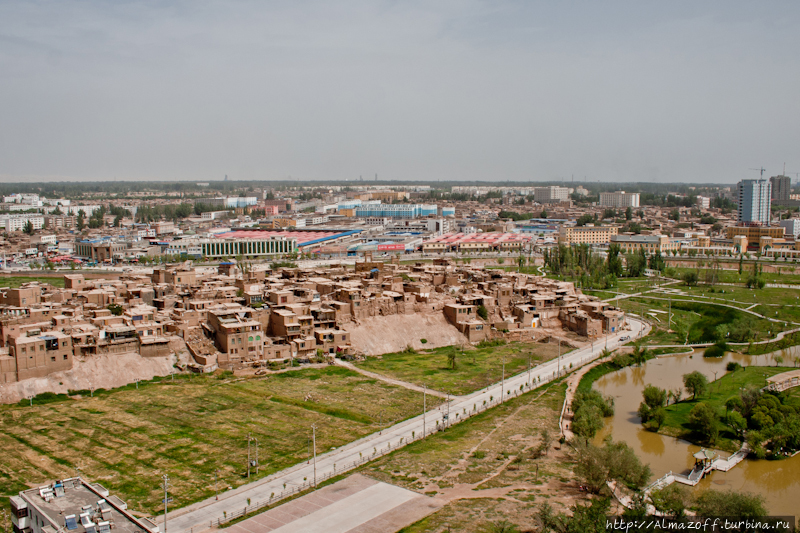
[726,361,742,372]
[420,338,428,344]
[703,345,725,358]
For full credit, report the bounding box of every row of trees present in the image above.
[134,202,223,223]
[543,244,664,290]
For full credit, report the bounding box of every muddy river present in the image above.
[592,350,800,518]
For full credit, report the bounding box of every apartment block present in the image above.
[599,191,640,208]
[558,225,618,245]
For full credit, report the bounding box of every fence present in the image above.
[183,334,637,533]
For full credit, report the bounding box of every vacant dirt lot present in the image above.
[361,380,593,532]
[344,313,467,355]
[0,351,178,404]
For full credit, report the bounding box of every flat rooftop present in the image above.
[19,479,156,533]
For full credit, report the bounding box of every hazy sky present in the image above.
[1,1,798,183]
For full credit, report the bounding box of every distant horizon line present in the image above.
[0,178,762,187]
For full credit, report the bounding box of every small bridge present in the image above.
[764,369,800,393]
[639,444,750,499]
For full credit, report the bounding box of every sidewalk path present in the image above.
[334,359,449,399]
[164,319,649,533]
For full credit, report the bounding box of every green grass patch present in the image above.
[0,275,66,288]
[0,366,436,515]
[356,340,563,395]
[658,366,794,451]
[617,297,785,346]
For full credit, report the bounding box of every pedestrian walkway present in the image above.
[224,475,442,533]
[165,319,649,533]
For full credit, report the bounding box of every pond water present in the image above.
[592,350,800,519]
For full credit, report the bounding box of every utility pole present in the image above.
[254,438,259,475]
[527,352,531,386]
[312,424,317,487]
[445,392,450,427]
[557,339,561,376]
[214,469,219,500]
[162,475,169,533]
[423,385,427,438]
[247,434,251,479]
[668,296,671,330]
[501,357,506,402]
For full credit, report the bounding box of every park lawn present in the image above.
[0,367,438,515]
[657,366,794,451]
[581,289,618,300]
[655,284,800,327]
[0,276,65,288]
[617,297,786,346]
[355,341,563,396]
[669,265,800,286]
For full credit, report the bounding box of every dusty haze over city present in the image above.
[1,1,799,183]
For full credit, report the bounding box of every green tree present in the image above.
[107,303,124,316]
[648,250,665,272]
[114,214,123,227]
[77,209,86,230]
[606,243,624,277]
[683,371,708,400]
[626,248,647,277]
[694,490,766,518]
[447,348,457,370]
[689,402,718,443]
[625,206,632,220]
[641,385,667,409]
[650,484,688,518]
[540,210,548,219]
[572,438,651,494]
[682,271,698,286]
[23,220,34,235]
[477,305,488,321]
[478,520,519,533]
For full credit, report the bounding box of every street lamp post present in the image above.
[246,434,251,479]
[423,384,427,438]
[501,357,506,402]
[162,475,169,533]
[312,424,317,487]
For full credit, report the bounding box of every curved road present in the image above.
[165,318,649,533]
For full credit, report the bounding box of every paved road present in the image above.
[165,318,648,533]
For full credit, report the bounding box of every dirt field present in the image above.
[0,367,439,515]
[343,313,468,356]
[0,351,181,404]
[361,380,599,532]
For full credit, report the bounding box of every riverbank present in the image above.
[655,365,799,453]
[592,351,800,519]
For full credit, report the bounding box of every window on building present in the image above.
[51,357,56,362]
[64,355,68,360]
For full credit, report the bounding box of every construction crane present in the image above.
[749,167,766,177]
